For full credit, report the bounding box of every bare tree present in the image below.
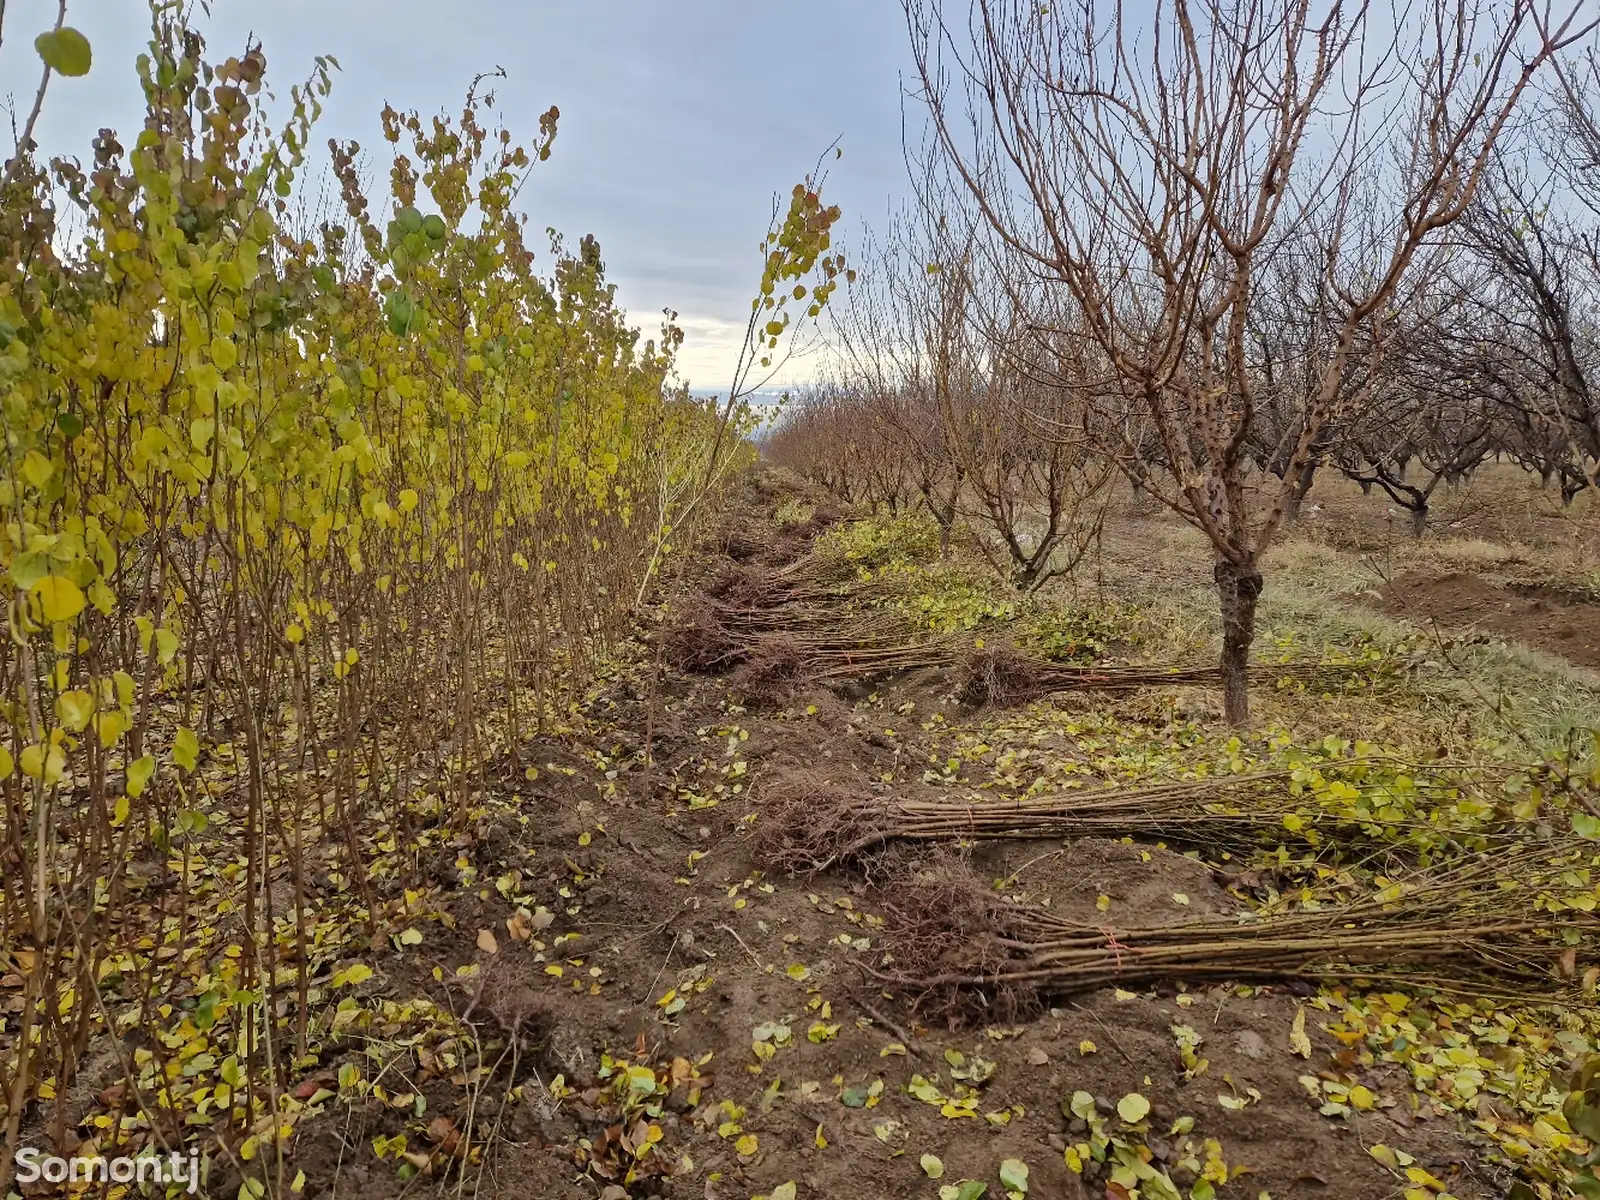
[906,0,1596,722]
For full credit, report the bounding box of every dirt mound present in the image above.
[1378,570,1600,669]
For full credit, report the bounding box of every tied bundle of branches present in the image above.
[705,562,805,609]
[761,770,1295,872]
[713,590,902,637]
[758,761,1523,872]
[729,633,812,707]
[956,644,1383,707]
[754,770,893,876]
[715,593,969,676]
[878,855,1597,1006]
[661,596,745,673]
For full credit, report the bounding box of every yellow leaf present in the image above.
[20,743,65,784]
[172,726,199,771]
[1290,1007,1312,1058]
[1348,1085,1376,1111]
[111,795,130,829]
[477,928,499,954]
[0,745,12,780]
[21,449,54,488]
[814,1123,827,1149]
[32,576,85,622]
[55,690,94,732]
[1405,1166,1446,1190]
[735,1133,758,1156]
[125,755,155,797]
[96,710,125,748]
[1117,1092,1151,1123]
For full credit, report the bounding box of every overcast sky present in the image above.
[2,0,921,390]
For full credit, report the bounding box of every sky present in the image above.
[1,0,922,392]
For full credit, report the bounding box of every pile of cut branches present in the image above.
[956,644,1382,706]
[759,759,1527,872]
[876,853,1597,1007]
[670,517,1392,708]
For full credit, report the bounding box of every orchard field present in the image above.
[5,3,1600,1200]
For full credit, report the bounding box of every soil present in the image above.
[1376,570,1600,671]
[25,472,1520,1200]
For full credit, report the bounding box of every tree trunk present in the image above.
[1409,504,1428,537]
[1215,559,1263,727]
[1285,460,1317,522]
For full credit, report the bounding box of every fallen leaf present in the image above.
[1117,1092,1151,1123]
[476,928,499,954]
[998,1157,1029,1195]
[1289,1008,1312,1059]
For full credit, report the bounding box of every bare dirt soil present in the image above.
[1377,572,1600,671]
